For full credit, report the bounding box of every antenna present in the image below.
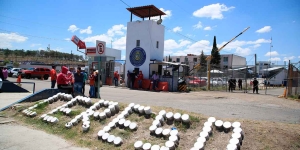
[157,19,163,25]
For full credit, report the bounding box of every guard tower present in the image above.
[125,5,166,79]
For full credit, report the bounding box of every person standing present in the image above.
[137,71,143,89]
[127,70,131,88]
[130,70,137,89]
[73,67,84,93]
[94,70,101,98]
[88,70,95,98]
[253,78,259,94]
[114,71,119,87]
[50,66,57,88]
[238,79,242,90]
[2,67,8,80]
[228,78,234,92]
[151,72,159,91]
[0,68,4,93]
[82,71,87,94]
[57,66,72,94]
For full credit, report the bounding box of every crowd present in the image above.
[50,66,101,98]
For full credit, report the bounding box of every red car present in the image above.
[21,67,51,80]
[188,76,207,87]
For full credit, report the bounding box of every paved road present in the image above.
[0,124,89,150]
[5,77,300,124]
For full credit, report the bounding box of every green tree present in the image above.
[200,50,207,65]
[210,36,221,67]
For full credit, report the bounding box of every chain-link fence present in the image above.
[186,64,291,96]
[287,64,300,98]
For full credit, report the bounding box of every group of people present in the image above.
[228,77,259,94]
[50,66,101,98]
[126,70,159,91]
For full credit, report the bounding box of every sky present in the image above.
[0,0,299,65]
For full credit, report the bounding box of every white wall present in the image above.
[125,20,165,79]
[269,69,287,85]
[106,48,121,60]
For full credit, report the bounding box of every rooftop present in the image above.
[127,5,166,18]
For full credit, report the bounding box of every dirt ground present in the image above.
[1,97,300,150]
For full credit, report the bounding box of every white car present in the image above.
[210,78,227,86]
[8,68,21,77]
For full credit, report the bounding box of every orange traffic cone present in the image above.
[17,74,22,87]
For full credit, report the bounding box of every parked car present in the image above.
[21,67,51,80]
[210,78,227,86]
[8,68,21,77]
[12,68,26,78]
[188,76,207,87]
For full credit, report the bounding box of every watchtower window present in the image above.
[136,40,140,47]
[156,41,159,48]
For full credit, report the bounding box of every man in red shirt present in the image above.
[50,66,57,88]
[113,71,119,87]
[137,71,143,89]
[57,66,72,94]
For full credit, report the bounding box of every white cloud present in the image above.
[30,43,41,47]
[193,3,235,19]
[152,8,172,20]
[82,24,127,50]
[170,40,211,56]
[269,57,281,61]
[256,26,272,33]
[112,36,126,50]
[298,56,300,59]
[38,47,43,50]
[172,26,182,32]
[68,25,79,32]
[107,24,127,37]
[80,26,92,34]
[53,47,63,52]
[83,34,112,44]
[283,56,295,61]
[234,47,251,56]
[0,32,28,48]
[218,38,270,50]
[205,34,209,37]
[186,34,195,38]
[204,26,212,30]
[193,21,203,29]
[64,38,70,41]
[264,51,279,57]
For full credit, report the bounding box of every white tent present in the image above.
[209,70,224,73]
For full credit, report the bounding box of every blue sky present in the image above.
[0,0,299,65]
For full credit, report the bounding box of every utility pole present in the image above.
[254,54,257,77]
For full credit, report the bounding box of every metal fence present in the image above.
[186,64,294,96]
[287,64,300,98]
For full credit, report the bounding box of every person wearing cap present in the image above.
[82,70,88,94]
[94,70,102,98]
[252,78,259,94]
[50,66,57,88]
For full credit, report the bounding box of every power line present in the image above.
[0,29,69,42]
[168,0,190,15]
[0,14,66,29]
[0,21,29,28]
[119,0,131,8]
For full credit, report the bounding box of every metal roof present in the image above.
[261,66,284,71]
[127,5,166,18]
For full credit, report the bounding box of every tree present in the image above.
[210,36,221,67]
[199,50,207,65]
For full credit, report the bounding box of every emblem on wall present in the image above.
[129,47,146,67]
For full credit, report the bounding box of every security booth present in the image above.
[149,61,189,92]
